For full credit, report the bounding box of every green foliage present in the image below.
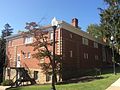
[99,0,120,52]
[1,23,13,39]
[1,79,13,86]
[0,23,13,82]
[87,24,103,40]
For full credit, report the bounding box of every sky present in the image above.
[0,0,106,34]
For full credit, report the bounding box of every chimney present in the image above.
[71,18,78,28]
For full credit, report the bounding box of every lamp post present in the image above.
[51,17,58,90]
[110,36,116,75]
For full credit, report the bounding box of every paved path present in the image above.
[0,86,11,90]
[106,78,120,90]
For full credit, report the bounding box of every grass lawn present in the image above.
[7,67,120,90]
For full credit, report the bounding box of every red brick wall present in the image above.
[7,37,40,69]
[6,28,111,81]
[6,29,61,69]
[61,29,103,80]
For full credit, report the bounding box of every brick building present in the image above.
[5,18,112,85]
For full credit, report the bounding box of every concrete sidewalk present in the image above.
[106,78,120,90]
[0,86,11,90]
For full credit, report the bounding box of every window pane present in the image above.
[34,71,38,80]
[23,53,27,58]
[94,42,98,48]
[28,52,31,58]
[46,74,51,82]
[50,32,53,40]
[25,36,33,44]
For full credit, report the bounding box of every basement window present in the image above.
[7,68,10,76]
[46,74,51,82]
[34,71,38,80]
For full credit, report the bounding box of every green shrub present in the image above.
[1,79,13,86]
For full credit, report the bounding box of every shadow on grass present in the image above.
[59,66,120,85]
[57,75,109,85]
[6,87,21,90]
[100,66,120,75]
[57,66,120,85]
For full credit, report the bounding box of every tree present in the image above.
[0,23,13,82]
[1,23,13,39]
[87,24,104,41]
[99,0,120,52]
[99,0,120,75]
[23,22,61,90]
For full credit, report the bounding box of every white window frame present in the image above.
[94,42,98,48]
[23,53,27,58]
[24,36,33,44]
[84,53,89,59]
[34,71,38,80]
[50,32,53,41]
[70,34,73,38]
[46,74,51,82]
[27,52,31,58]
[82,37,88,45]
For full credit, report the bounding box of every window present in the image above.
[23,53,27,58]
[27,52,31,58]
[7,68,10,76]
[50,32,53,41]
[84,53,88,59]
[94,42,98,48]
[70,50,73,57]
[70,34,72,38]
[95,55,98,60]
[8,40,12,46]
[46,74,51,82]
[34,71,38,80]
[17,55,20,61]
[82,37,88,45]
[40,58,44,63]
[24,36,33,44]
[51,51,53,55]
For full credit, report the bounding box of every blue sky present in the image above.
[0,0,106,34]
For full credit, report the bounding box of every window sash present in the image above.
[24,37,33,44]
[28,52,31,58]
[82,37,88,45]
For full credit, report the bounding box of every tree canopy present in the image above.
[99,0,120,52]
[87,24,104,41]
[0,23,13,82]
